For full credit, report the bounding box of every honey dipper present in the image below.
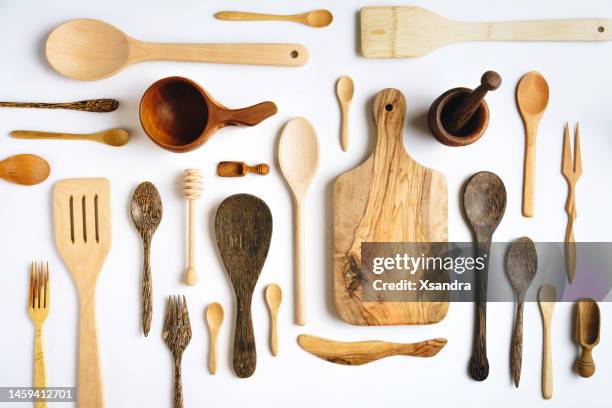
[183,169,203,285]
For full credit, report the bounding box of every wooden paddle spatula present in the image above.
[53,178,111,408]
[361,6,612,58]
[215,194,272,378]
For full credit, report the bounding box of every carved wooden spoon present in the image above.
[0,98,118,112]
[0,154,50,186]
[336,75,354,151]
[506,236,538,387]
[265,284,282,356]
[11,128,130,147]
[215,10,333,28]
[206,302,224,375]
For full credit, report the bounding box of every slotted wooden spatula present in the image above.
[54,178,111,408]
[361,6,612,58]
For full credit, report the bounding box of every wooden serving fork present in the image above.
[163,296,192,408]
[28,262,49,408]
[53,178,111,408]
[562,123,582,283]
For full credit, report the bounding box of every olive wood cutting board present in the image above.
[332,88,448,325]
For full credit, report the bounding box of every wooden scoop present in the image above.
[575,298,600,378]
[215,194,272,378]
[0,154,50,186]
[215,10,333,28]
[46,19,309,80]
[217,161,269,177]
[11,128,130,147]
[298,335,447,366]
[361,6,612,58]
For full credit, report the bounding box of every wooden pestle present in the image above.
[444,71,501,134]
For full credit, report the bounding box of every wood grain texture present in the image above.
[298,335,447,365]
[332,88,448,326]
[360,6,612,58]
[574,298,600,378]
[215,194,272,378]
[562,123,582,283]
[53,178,111,408]
[162,296,192,408]
[538,285,556,399]
[217,161,269,177]
[0,99,118,112]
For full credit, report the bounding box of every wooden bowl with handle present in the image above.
[139,76,277,152]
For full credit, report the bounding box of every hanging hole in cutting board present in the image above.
[598,26,605,33]
[291,50,299,58]
[385,104,393,111]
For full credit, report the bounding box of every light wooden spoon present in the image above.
[517,71,549,217]
[11,128,130,147]
[538,284,556,400]
[215,10,333,28]
[278,117,320,326]
[45,19,308,80]
[206,303,224,375]
[0,154,50,185]
[336,76,354,152]
[265,284,282,356]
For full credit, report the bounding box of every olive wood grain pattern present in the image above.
[574,298,600,378]
[332,88,448,326]
[0,99,118,112]
[562,123,582,283]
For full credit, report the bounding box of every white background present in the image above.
[1,0,611,407]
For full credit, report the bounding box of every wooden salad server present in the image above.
[562,123,582,283]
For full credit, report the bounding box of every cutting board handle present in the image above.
[371,88,408,154]
[233,295,256,378]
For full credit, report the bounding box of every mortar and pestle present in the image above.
[428,71,501,147]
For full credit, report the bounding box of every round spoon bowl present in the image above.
[102,129,130,146]
[463,171,507,232]
[336,76,354,103]
[517,71,550,116]
[306,10,334,28]
[206,302,224,329]
[0,154,50,186]
[265,284,282,310]
[506,237,538,294]
[278,117,320,199]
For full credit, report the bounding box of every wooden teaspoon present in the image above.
[130,182,163,336]
[215,10,333,28]
[538,284,556,399]
[206,303,224,375]
[11,128,130,147]
[0,154,50,186]
[0,98,118,112]
[265,284,282,356]
[506,236,538,387]
[464,171,507,381]
[517,71,549,217]
[336,75,354,151]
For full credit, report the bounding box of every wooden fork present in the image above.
[163,296,192,408]
[562,123,582,283]
[28,262,49,408]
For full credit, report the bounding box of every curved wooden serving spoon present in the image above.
[215,10,333,28]
[11,128,130,147]
[0,154,50,186]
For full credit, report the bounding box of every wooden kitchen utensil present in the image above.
[333,88,448,326]
[53,178,111,408]
[215,194,272,378]
[0,98,118,112]
[217,161,269,177]
[206,303,224,375]
[163,296,192,408]
[278,117,319,326]
[183,169,202,286]
[130,182,163,336]
[538,284,556,400]
[0,154,50,186]
[11,128,130,147]
[464,171,506,381]
[428,71,501,146]
[517,71,549,217]
[574,298,600,378]
[46,19,309,80]
[506,237,538,387]
[265,284,282,356]
[562,123,582,283]
[28,262,49,408]
[360,6,612,58]
[215,9,333,28]
[336,75,354,151]
[140,76,277,153]
[298,335,447,366]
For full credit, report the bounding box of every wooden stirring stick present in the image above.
[562,123,582,283]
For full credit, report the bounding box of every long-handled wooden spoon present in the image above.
[278,118,320,326]
[0,154,50,186]
[46,19,309,80]
[11,128,130,147]
[336,76,354,151]
[206,303,224,375]
[517,71,549,217]
[265,284,282,356]
[506,237,538,387]
[538,284,556,399]
[0,98,118,112]
[215,10,333,28]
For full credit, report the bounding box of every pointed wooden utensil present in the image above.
[562,123,582,283]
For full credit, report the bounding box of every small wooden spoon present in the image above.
[336,76,354,152]
[206,303,224,375]
[575,298,600,378]
[11,128,130,147]
[464,171,507,381]
[215,10,333,28]
[517,71,549,217]
[0,154,50,186]
[506,236,538,387]
[278,118,320,326]
[265,284,282,356]
[538,284,556,399]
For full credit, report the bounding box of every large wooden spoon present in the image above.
[517,71,549,217]
[464,171,507,381]
[11,128,130,147]
[278,117,320,326]
[538,284,556,399]
[506,237,538,387]
[46,19,308,80]
[215,10,333,28]
[0,154,50,186]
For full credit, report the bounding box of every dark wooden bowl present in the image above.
[140,76,277,153]
[428,87,489,147]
